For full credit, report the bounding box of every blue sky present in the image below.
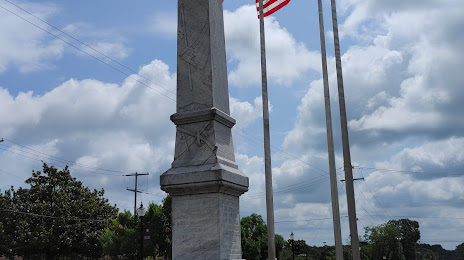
[1,0,464,250]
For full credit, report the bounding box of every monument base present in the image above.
[161,163,248,260]
[172,193,242,259]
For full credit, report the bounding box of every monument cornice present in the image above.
[161,180,248,197]
[161,162,249,193]
[170,107,236,128]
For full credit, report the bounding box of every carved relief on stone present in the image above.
[178,0,212,92]
[174,121,218,165]
[178,102,209,113]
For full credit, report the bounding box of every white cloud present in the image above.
[0,59,176,209]
[263,0,464,248]
[2,0,464,250]
[237,153,267,217]
[81,42,130,60]
[347,1,464,134]
[62,23,132,61]
[230,96,270,129]
[224,5,320,87]
[0,57,274,212]
[0,1,64,73]
[375,137,464,176]
[149,12,177,38]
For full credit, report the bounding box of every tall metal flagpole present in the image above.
[329,0,361,259]
[258,0,276,259]
[317,0,343,259]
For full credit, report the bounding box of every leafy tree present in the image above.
[388,219,420,260]
[275,234,286,258]
[418,249,439,260]
[144,195,172,259]
[284,238,308,258]
[455,242,464,260]
[0,163,118,259]
[241,214,267,260]
[364,223,404,260]
[101,196,172,260]
[416,243,456,260]
[100,211,138,259]
[240,213,285,260]
[279,248,292,260]
[0,188,15,259]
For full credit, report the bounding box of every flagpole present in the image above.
[317,0,344,259]
[329,0,361,259]
[258,0,276,259]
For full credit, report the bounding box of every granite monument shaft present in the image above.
[160,0,249,259]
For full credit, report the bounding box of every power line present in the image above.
[368,215,464,220]
[0,2,176,102]
[309,218,327,246]
[234,129,330,177]
[354,181,389,223]
[355,166,463,177]
[7,2,461,239]
[340,181,377,228]
[0,208,112,222]
[0,144,125,176]
[3,0,176,97]
[0,1,338,186]
[275,217,332,224]
[126,172,149,216]
[244,174,328,197]
[0,169,27,181]
[359,176,392,219]
[1,135,335,205]
[241,176,329,200]
[2,138,127,174]
[3,0,462,188]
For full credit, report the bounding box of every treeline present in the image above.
[241,214,464,260]
[0,164,172,260]
[1,164,464,259]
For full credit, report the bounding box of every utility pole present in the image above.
[317,0,343,258]
[329,0,361,259]
[125,172,149,216]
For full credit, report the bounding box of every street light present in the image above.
[136,203,146,260]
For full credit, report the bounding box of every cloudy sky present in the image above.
[1,0,463,250]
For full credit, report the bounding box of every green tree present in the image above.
[275,234,286,258]
[0,163,118,259]
[240,213,284,260]
[416,243,456,260]
[144,195,172,259]
[100,211,138,259]
[388,219,420,260]
[241,214,267,260]
[456,242,464,260]
[419,249,439,260]
[101,196,172,260]
[0,188,15,259]
[364,223,404,260]
[240,213,294,260]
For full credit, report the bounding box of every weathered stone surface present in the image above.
[176,0,230,114]
[160,0,248,259]
[171,194,242,259]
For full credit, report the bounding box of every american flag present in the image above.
[256,0,291,17]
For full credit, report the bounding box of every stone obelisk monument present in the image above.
[160,0,249,259]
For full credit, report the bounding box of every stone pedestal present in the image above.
[160,0,248,259]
